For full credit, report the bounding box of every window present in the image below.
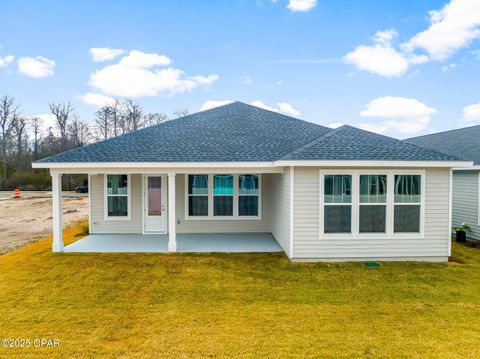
[324,175,352,233]
[320,171,424,238]
[394,175,421,233]
[106,175,129,218]
[359,175,387,233]
[213,174,234,216]
[185,174,261,219]
[188,175,208,216]
[238,174,259,216]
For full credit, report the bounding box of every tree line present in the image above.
[0,94,189,190]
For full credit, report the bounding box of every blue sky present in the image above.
[1,0,480,138]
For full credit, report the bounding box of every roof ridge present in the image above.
[280,125,344,159]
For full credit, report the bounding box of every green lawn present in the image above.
[1,225,480,358]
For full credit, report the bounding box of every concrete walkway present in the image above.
[64,233,283,253]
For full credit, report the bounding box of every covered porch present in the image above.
[47,165,286,254]
[64,233,283,253]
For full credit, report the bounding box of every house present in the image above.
[32,102,472,261]
[406,125,480,241]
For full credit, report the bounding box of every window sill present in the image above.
[185,216,262,221]
[104,216,131,221]
[320,233,424,240]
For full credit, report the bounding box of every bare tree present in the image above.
[0,95,17,184]
[107,99,123,137]
[143,112,168,127]
[12,114,27,160]
[123,99,144,133]
[68,117,91,147]
[95,106,111,140]
[29,117,42,161]
[172,108,189,118]
[49,102,74,150]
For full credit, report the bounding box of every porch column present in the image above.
[167,173,177,252]
[51,172,64,252]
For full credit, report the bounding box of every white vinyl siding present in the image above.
[452,170,480,240]
[90,174,143,233]
[270,168,291,255]
[293,167,450,260]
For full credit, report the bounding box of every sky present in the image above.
[1,0,480,139]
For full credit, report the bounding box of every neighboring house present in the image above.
[33,102,471,261]
[407,125,480,240]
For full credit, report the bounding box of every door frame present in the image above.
[142,174,167,234]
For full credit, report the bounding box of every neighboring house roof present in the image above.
[36,101,461,164]
[406,125,480,165]
[281,125,460,161]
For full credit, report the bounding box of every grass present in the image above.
[1,225,480,358]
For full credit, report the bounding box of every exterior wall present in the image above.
[292,167,450,260]
[90,173,273,234]
[90,174,143,233]
[175,174,271,233]
[270,168,291,254]
[452,170,480,240]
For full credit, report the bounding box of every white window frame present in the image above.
[186,174,210,219]
[104,174,131,221]
[185,174,261,220]
[319,169,425,240]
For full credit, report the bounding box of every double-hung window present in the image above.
[187,174,209,216]
[394,175,422,233]
[323,175,352,233]
[186,174,261,219]
[320,171,424,238]
[213,174,234,216]
[238,174,259,216]
[105,174,130,219]
[359,175,387,233]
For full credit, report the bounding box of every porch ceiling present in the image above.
[64,233,283,253]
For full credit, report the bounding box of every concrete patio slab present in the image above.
[64,233,283,253]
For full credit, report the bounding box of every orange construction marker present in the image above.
[14,188,20,199]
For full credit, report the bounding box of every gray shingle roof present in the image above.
[406,125,480,165]
[36,101,461,164]
[281,125,461,161]
[37,102,330,163]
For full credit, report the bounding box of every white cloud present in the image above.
[462,102,480,124]
[359,96,436,135]
[250,100,301,117]
[277,102,301,117]
[17,56,55,78]
[89,47,125,62]
[200,100,234,111]
[344,30,409,77]
[89,50,219,97]
[0,54,14,68]
[78,92,116,107]
[345,1,480,77]
[441,63,458,72]
[401,0,480,61]
[327,123,344,129]
[240,76,253,84]
[287,0,317,12]
[119,50,171,68]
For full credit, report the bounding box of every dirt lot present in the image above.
[0,196,88,254]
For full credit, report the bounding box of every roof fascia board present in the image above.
[274,160,474,168]
[33,160,474,171]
